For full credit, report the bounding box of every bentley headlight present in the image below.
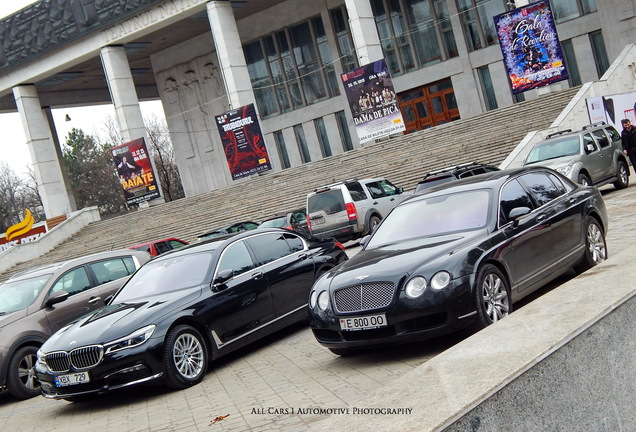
[104,324,155,354]
[309,291,318,309]
[317,291,330,310]
[430,271,451,290]
[405,276,427,298]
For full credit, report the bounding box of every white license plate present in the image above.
[340,314,387,331]
[54,371,90,387]
[312,218,325,225]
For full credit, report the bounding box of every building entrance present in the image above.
[398,79,460,133]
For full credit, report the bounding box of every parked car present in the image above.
[415,162,500,192]
[523,122,629,189]
[258,208,308,234]
[0,249,151,399]
[127,238,188,257]
[306,177,411,242]
[35,228,348,400]
[308,167,608,355]
[195,221,259,241]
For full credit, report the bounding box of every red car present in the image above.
[127,238,188,257]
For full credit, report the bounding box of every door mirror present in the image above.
[213,269,234,285]
[359,235,371,247]
[508,207,532,227]
[585,143,595,154]
[46,290,70,307]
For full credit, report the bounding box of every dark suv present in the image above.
[523,122,629,189]
[415,162,500,192]
[0,249,150,399]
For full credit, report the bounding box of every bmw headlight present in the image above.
[317,291,330,310]
[37,349,47,368]
[555,165,572,176]
[430,271,451,290]
[405,276,427,298]
[104,324,155,354]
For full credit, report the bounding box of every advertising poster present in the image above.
[494,0,568,94]
[215,104,271,180]
[0,209,47,252]
[111,137,161,205]
[586,92,636,128]
[341,59,405,143]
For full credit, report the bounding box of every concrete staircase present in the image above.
[0,87,580,281]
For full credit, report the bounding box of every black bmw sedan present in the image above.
[35,228,347,399]
[309,167,608,355]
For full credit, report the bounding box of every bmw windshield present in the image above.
[366,189,491,248]
[113,251,214,302]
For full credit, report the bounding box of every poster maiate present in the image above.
[111,137,161,205]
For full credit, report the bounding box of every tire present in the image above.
[575,217,607,273]
[613,161,629,190]
[7,346,40,399]
[367,215,381,234]
[472,264,511,331]
[577,173,591,187]
[163,325,208,390]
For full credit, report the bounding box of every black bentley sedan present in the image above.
[35,228,347,399]
[309,167,608,355]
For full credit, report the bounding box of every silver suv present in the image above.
[306,177,410,242]
[0,249,150,399]
[523,122,629,189]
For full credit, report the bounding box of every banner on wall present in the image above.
[215,104,271,180]
[0,209,47,252]
[341,59,405,143]
[586,92,636,128]
[494,0,568,94]
[111,137,161,205]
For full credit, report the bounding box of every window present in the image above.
[371,0,457,76]
[218,241,255,276]
[499,179,534,225]
[330,6,358,73]
[246,233,293,265]
[51,267,91,296]
[366,182,385,198]
[294,124,311,163]
[346,182,368,201]
[314,117,332,157]
[518,172,564,207]
[592,129,610,148]
[590,31,609,78]
[457,0,506,52]
[583,134,597,152]
[560,39,581,86]
[552,0,597,23]
[336,111,354,151]
[478,66,498,111]
[89,258,134,285]
[274,131,291,169]
[244,17,340,118]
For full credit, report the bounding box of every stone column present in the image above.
[13,85,77,218]
[206,1,256,109]
[344,0,384,66]
[100,45,146,142]
[100,45,164,205]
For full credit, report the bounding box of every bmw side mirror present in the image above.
[46,290,70,307]
[213,269,234,290]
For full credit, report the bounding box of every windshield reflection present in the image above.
[113,251,214,302]
[526,137,580,163]
[367,190,491,248]
[0,275,52,314]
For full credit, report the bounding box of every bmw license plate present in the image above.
[54,371,90,387]
[339,314,386,331]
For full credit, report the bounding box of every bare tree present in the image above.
[144,114,185,201]
[0,162,44,232]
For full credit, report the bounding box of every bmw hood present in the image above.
[329,231,485,287]
[42,286,204,351]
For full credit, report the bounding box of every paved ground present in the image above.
[1,180,634,432]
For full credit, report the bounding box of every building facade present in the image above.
[0,0,634,217]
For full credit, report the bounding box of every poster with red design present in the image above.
[111,137,161,205]
[215,104,271,180]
